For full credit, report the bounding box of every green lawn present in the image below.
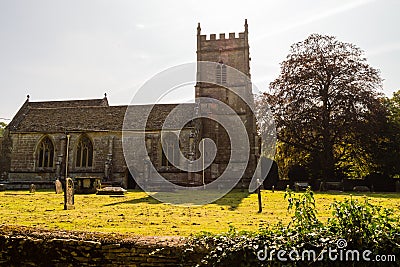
[0,189,399,236]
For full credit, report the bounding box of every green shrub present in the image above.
[284,186,321,232]
[329,196,400,254]
[184,188,400,266]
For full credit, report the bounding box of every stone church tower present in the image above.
[195,20,259,187]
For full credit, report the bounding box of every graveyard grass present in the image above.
[0,189,399,236]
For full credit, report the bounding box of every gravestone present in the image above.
[29,184,36,193]
[294,182,309,192]
[54,179,63,194]
[96,187,127,195]
[64,178,75,210]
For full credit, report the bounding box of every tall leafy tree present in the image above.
[266,34,383,181]
[369,90,400,177]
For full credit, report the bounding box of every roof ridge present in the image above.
[28,105,127,110]
[26,103,195,110]
[30,98,104,103]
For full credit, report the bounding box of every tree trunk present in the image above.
[321,82,334,182]
[321,141,335,181]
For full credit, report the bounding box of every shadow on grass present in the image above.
[105,194,161,206]
[104,189,251,210]
[212,190,250,210]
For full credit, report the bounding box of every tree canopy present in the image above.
[370,90,400,177]
[0,122,7,137]
[264,34,384,181]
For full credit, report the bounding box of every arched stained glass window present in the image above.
[38,137,54,168]
[161,133,180,167]
[76,136,93,168]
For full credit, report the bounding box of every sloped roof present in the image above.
[7,97,108,131]
[10,104,196,133]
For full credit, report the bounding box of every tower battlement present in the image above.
[196,19,250,77]
[199,32,246,41]
[197,19,248,41]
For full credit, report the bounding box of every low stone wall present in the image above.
[0,226,205,266]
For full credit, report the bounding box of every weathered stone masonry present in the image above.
[0,226,206,266]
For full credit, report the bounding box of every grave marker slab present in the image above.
[55,179,63,194]
[64,178,75,210]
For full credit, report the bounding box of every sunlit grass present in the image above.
[0,189,399,236]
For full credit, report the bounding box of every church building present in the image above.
[0,20,260,190]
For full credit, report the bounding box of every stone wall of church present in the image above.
[5,128,196,188]
[130,129,195,187]
[9,133,53,175]
[0,131,11,180]
[6,132,129,184]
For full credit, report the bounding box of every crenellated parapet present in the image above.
[198,31,247,41]
[196,19,250,77]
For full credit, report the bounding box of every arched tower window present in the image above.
[37,137,54,168]
[76,135,93,168]
[216,62,227,84]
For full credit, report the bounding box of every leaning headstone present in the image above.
[29,184,36,193]
[64,178,75,210]
[54,179,63,194]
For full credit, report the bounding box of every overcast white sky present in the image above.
[0,0,399,121]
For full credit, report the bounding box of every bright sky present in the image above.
[0,0,399,121]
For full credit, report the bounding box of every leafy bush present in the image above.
[184,188,400,266]
[329,196,400,254]
[284,186,321,232]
